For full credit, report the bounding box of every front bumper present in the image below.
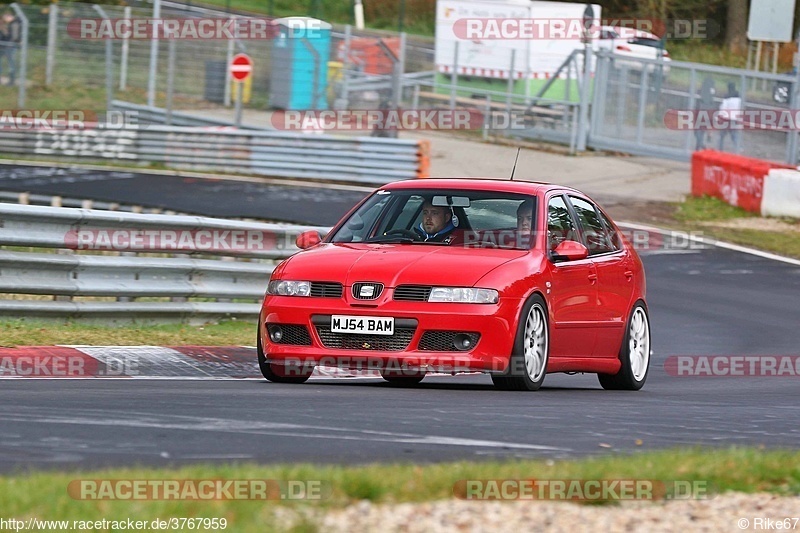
[260,296,521,373]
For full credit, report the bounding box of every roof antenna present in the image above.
[509,147,521,180]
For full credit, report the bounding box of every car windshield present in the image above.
[328,189,537,250]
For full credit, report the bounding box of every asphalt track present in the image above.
[0,164,368,226]
[1,245,799,473]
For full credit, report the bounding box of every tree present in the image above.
[725,0,748,52]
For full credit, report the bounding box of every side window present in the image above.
[547,196,578,251]
[596,208,622,252]
[569,196,616,255]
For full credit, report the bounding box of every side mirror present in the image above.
[296,230,322,249]
[551,240,589,262]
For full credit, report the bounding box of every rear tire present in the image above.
[492,294,549,391]
[598,301,651,391]
[257,325,313,384]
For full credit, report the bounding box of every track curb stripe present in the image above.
[0,346,384,379]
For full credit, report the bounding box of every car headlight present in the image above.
[428,287,499,304]
[267,280,311,297]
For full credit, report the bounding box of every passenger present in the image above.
[516,199,534,247]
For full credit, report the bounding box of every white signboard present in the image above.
[747,0,796,42]
[435,0,601,78]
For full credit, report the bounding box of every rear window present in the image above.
[629,38,663,48]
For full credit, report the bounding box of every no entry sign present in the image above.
[230,53,253,82]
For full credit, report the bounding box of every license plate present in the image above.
[331,315,394,336]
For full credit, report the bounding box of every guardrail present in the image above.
[0,121,430,186]
[344,70,436,93]
[0,203,330,322]
[109,101,262,129]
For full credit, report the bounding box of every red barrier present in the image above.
[691,150,792,213]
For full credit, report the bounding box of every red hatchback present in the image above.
[258,179,651,391]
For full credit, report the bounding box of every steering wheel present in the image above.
[385,229,421,241]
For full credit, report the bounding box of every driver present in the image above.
[413,200,457,242]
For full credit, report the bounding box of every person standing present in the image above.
[694,77,716,150]
[0,12,20,86]
[718,82,743,153]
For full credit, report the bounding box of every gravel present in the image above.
[274,493,800,532]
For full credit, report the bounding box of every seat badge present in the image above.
[359,285,375,298]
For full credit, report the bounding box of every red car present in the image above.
[258,179,651,391]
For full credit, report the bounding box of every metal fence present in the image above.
[0,203,328,322]
[9,1,434,111]
[4,1,800,165]
[589,51,800,164]
[331,44,582,150]
[0,120,429,184]
[109,100,262,129]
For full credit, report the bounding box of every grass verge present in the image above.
[670,196,800,259]
[1,448,798,530]
[0,319,255,347]
[691,226,800,259]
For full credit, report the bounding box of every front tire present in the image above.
[257,326,313,384]
[598,301,651,391]
[492,294,549,391]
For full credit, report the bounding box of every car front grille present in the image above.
[314,326,416,351]
[267,324,312,346]
[418,331,481,351]
[352,282,384,300]
[393,285,432,302]
[309,282,344,298]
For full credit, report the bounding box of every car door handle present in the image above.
[624,270,634,279]
[588,273,598,282]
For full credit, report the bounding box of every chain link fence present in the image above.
[9,1,434,113]
[590,51,800,164]
[2,2,799,164]
[17,1,263,108]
